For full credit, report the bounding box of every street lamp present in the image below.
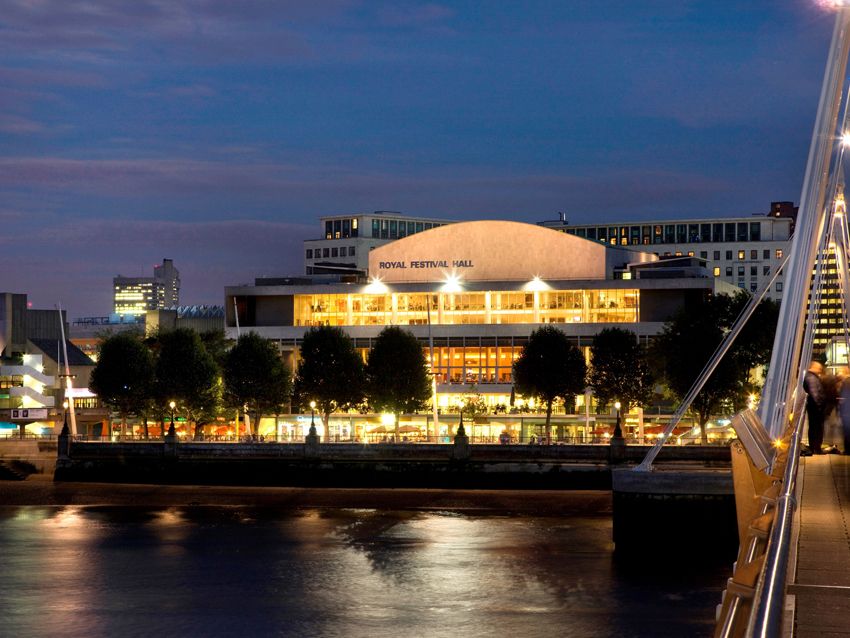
[613,400,623,440]
[309,400,317,437]
[168,400,176,438]
[62,400,69,437]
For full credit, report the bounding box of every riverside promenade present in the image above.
[791,454,850,638]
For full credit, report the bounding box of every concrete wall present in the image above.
[56,440,731,489]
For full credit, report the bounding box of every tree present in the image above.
[651,291,779,444]
[293,326,365,439]
[90,332,155,438]
[155,328,220,440]
[224,332,292,438]
[588,327,653,413]
[513,326,586,443]
[366,326,431,437]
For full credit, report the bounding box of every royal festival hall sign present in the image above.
[377,259,474,270]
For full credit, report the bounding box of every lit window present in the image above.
[776,249,783,259]
[713,267,721,276]
[738,250,745,260]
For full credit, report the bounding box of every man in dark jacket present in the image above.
[803,361,827,454]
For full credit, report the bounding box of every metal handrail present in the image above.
[745,402,807,637]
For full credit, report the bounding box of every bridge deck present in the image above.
[792,455,850,637]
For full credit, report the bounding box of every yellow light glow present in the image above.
[309,400,316,409]
[614,401,621,410]
[772,438,787,450]
[843,131,850,146]
[380,413,396,426]
[364,277,389,294]
[523,276,550,292]
[441,273,463,293]
[169,400,176,410]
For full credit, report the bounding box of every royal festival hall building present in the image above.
[225,220,738,441]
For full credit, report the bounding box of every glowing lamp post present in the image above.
[309,400,317,437]
[613,400,623,440]
[168,401,176,438]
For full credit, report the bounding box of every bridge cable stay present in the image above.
[714,167,848,638]
[634,250,790,472]
[759,8,850,439]
[713,8,850,636]
[829,176,850,365]
[714,179,845,638]
[635,100,850,472]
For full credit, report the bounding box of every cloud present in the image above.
[0,113,44,133]
[0,0,356,64]
[377,4,454,27]
[0,154,725,207]
[168,83,217,98]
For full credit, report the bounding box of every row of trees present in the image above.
[512,291,779,444]
[91,291,778,443]
[90,325,432,438]
[90,329,291,438]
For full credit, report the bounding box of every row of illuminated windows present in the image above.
[324,218,359,239]
[424,345,525,384]
[565,221,768,245]
[713,265,776,278]
[342,345,561,385]
[662,248,783,261]
[369,219,445,240]
[293,290,639,327]
[306,246,356,260]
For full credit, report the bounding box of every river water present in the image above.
[0,506,727,637]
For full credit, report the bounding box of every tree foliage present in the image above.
[224,332,291,436]
[651,291,779,444]
[293,326,365,435]
[155,328,220,439]
[90,332,155,436]
[513,326,587,442]
[366,326,431,434]
[588,327,653,411]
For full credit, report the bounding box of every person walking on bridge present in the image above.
[804,361,827,454]
[837,367,850,455]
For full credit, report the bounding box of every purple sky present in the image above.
[0,1,840,317]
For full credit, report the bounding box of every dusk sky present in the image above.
[0,1,840,317]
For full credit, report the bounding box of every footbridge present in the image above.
[648,5,850,636]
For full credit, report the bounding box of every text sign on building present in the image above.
[11,408,48,420]
[377,260,474,270]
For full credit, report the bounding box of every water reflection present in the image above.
[0,506,724,637]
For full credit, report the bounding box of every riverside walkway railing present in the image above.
[713,395,806,638]
[745,407,806,637]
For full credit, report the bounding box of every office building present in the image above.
[537,202,796,302]
[113,258,181,316]
[304,211,452,275]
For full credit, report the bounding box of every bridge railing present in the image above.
[745,404,806,637]
[714,395,806,638]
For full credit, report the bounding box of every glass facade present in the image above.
[563,221,765,245]
[293,289,639,327]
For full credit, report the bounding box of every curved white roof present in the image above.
[368,220,656,283]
